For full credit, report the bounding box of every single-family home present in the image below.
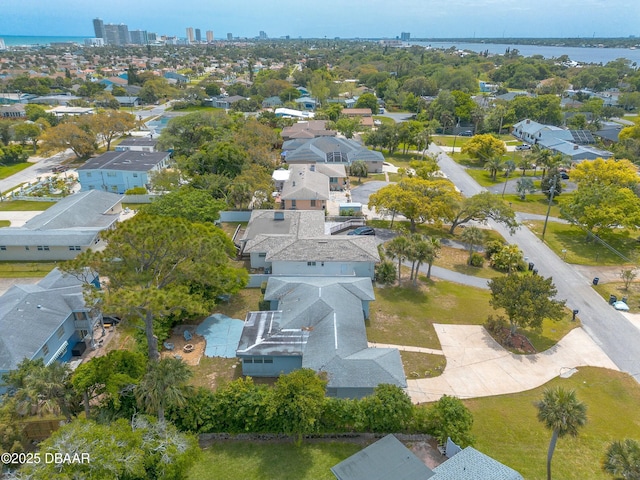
[0,190,122,261]
[163,72,189,84]
[0,104,26,118]
[115,137,159,152]
[212,95,246,109]
[275,107,315,119]
[280,164,330,211]
[0,268,101,393]
[316,163,348,191]
[114,96,140,108]
[240,209,379,278]
[294,96,318,110]
[262,96,283,108]
[342,108,374,128]
[236,277,406,398]
[280,120,336,141]
[77,150,171,194]
[331,434,524,480]
[50,106,95,117]
[282,137,384,173]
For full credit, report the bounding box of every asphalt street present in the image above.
[428,143,640,382]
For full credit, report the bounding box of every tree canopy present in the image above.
[447,191,518,234]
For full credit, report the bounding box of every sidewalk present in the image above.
[406,324,619,403]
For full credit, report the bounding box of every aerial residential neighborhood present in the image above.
[1,10,640,479]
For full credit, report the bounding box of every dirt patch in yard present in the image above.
[160,328,206,366]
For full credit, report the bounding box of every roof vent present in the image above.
[274,211,285,221]
[37,305,42,309]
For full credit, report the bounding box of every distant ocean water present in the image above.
[0,35,89,46]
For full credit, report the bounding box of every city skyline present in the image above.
[0,0,639,39]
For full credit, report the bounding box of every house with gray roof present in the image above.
[237,277,406,398]
[280,164,330,210]
[115,137,159,152]
[240,210,379,278]
[0,190,122,261]
[280,120,336,141]
[0,268,101,393]
[331,435,523,480]
[77,150,170,194]
[282,137,384,173]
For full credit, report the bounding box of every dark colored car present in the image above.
[348,226,375,236]
[459,130,473,137]
[560,171,570,180]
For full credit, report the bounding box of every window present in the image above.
[253,358,263,364]
[133,173,138,178]
[69,246,81,251]
[307,261,316,266]
[86,172,92,177]
[42,345,49,356]
[243,358,253,364]
[25,246,30,251]
[258,253,266,258]
[106,172,117,177]
[264,358,273,364]
[56,325,65,339]
[310,199,316,207]
[330,177,338,183]
[290,200,296,209]
[0,246,6,251]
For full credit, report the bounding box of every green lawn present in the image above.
[502,194,563,217]
[188,441,363,480]
[0,220,9,227]
[435,245,504,279]
[0,200,56,211]
[0,162,32,180]
[0,262,55,278]
[528,221,638,266]
[373,115,395,125]
[401,351,446,379]
[367,282,495,349]
[464,367,640,480]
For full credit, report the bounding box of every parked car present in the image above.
[459,130,473,137]
[51,165,68,173]
[560,171,570,180]
[515,144,531,151]
[347,226,375,236]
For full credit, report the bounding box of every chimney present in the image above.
[526,119,530,124]
[574,145,579,150]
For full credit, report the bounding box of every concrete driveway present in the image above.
[406,324,618,403]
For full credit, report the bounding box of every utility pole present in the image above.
[541,176,558,241]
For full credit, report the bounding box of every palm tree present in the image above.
[135,357,193,425]
[424,237,441,279]
[460,226,484,265]
[603,438,640,479]
[15,362,77,422]
[484,157,503,181]
[386,235,411,284]
[536,387,587,480]
[407,235,437,285]
[516,177,536,200]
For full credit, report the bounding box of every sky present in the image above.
[0,0,639,40]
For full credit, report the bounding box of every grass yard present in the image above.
[0,200,56,211]
[0,262,56,278]
[527,221,638,266]
[401,351,446,379]
[188,441,363,480]
[0,162,32,180]
[525,311,579,352]
[463,367,640,480]
[434,245,504,279]
[501,193,563,217]
[190,356,243,391]
[373,115,395,125]
[367,281,495,349]
[593,281,640,313]
[0,220,9,227]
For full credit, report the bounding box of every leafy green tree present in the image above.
[369,177,461,232]
[64,214,247,361]
[39,121,96,159]
[266,369,326,444]
[349,159,368,182]
[489,273,566,336]
[159,110,232,157]
[71,350,146,419]
[204,83,222,97]
[447,192,518,234]
[360,384,413,433]
[12,122,42,152]
[460,226,485,265]
[375,260,397,285]
[516,177,536,200]
[386,235,411,283]
[135,357,192,425]
[336,117,361,139]
[355,92,379,114]
[91,110,137,151]
[426,395,475,447]
[0,144,29,164]
[620,269,638,291]
[602,438,640,479]
[143,187,226,224]
[536,387,587,480]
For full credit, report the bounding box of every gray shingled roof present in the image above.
[117,138,159,148]
[266,237,380,262]
[77,150,169,172]
[238,277,405,391]
[431,447,523,480]
[0,269,90,371]
[282,137,384,165]
[241,209,325,253]
[23,190,121,230]
[331,434,435,480]
[0,229,99,246]
[280,165,330,201]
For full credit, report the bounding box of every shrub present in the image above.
[125,186,147,195]
[375,260,397,285]
[484,239,505,260]
[258,299,271,311]
[425,395,475,447]
[484,315,508,337]
[469,252,484,267]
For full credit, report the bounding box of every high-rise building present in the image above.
[130,30,148,45]
[186,27,194,43]
[400,32,411,41]
[195,29,201,42]
[117,24,130,45]
[206,30,214,42]
[93,18,105,39]
[148,32,157,42]
[227,32,233,41]
[104,24,120,45]
[259,31,267,40]
[84,38,105,47]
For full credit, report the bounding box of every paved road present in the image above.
[429,143,640,382]
[0,150,73,197]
